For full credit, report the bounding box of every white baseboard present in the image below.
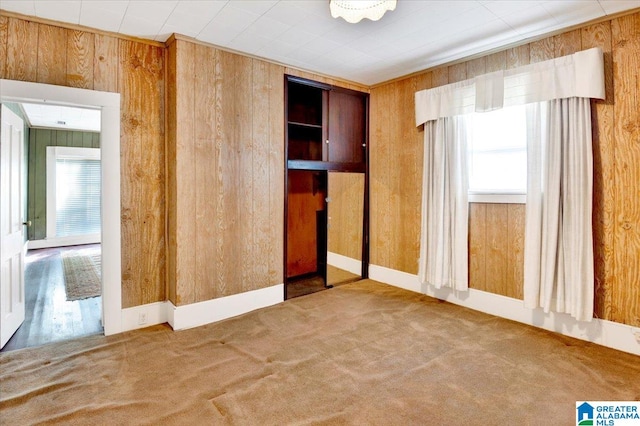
[120,301,170,332]
[327,252,362,275]
[167,283,284,331]
[28,234,100,250]
[369,264,640,356]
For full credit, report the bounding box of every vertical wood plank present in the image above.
[36,24,67,85]
[34,129,49,240]
[448,62,467,83]
[72,131,83,147]
[66,30,94,89]
[485,204,508,296]
[0,16,8,78]
[174,40,196,305]
[165,40,178,305]
[379,82,392,268]
[237,54,254,293]
[611,13,640,326]
[468,203,487,291]
[55,130,66,146]
[369,83,391,268]
[82,132,93,148]
[432,67,448,87]
[194,43,217,302]
[118,40,166,308]
[466,56,486,78]
[215,50,242,296]
[486,51,506,73]
[506,204,525,299]
[530,36,555,63]
[416,71,432,92]
[391,78,406,271]
[398,76,421,274]
[387,78,401,271]
[93,34,118,92]
[506,44,530,69]
[554,29,582,56]
[268,62,284,286]
[5,18,38,81]
[582,20,615,321]
[368,84,381,267]
[212,47,227,296]
[251,58,272,291]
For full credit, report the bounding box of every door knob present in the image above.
[22,220,31,227]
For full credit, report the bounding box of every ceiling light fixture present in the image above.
[329,0,397,24]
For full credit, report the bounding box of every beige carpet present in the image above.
[288,266,361,299]
[327,264,360,286]
[1,280,638,425]
[287,274,326,298]
[61,248,101,301]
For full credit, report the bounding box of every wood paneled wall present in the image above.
[284,67,369,93]
[0,15,166,308]
[27,129,100,240]
[328,172,364,261]
[3,11,636,326]
[369,12,640,326]
[166,38,284,305]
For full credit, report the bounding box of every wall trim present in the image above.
[327,252,361,275]
[28,235,100,250]
[121,301,170,332]
[369,264,640,356]
[167,284,284,331]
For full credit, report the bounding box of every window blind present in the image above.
[55,158,101,237]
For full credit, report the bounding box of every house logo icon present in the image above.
[577,402,595,425]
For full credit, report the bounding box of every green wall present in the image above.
[27,129,100,240]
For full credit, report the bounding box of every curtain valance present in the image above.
[415,47,605,126]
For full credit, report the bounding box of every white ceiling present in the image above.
[21,103,101,132]
[1,1,638,85]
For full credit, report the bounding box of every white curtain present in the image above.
[524,98,594,321]
[418,116,469,291]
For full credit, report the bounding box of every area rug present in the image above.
[61,249,101,301]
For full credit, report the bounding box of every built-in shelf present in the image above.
[288,121,323,129]
[287,160,366,173]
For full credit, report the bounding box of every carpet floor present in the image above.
[1,280,638,425]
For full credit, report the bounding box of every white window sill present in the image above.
[468,193,526,204]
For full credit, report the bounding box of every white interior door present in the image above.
[0,104,26,349]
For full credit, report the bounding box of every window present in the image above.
[467,104,527,203]
[46,147,101,244]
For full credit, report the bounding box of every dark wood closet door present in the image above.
[327,90,366,164]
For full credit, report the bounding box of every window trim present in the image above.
[46,146,101,245]
[468,192,526,204]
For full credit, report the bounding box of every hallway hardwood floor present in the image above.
[0,244,103,352]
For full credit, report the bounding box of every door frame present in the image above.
[1,79,122,336]
[283,75,370,300]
